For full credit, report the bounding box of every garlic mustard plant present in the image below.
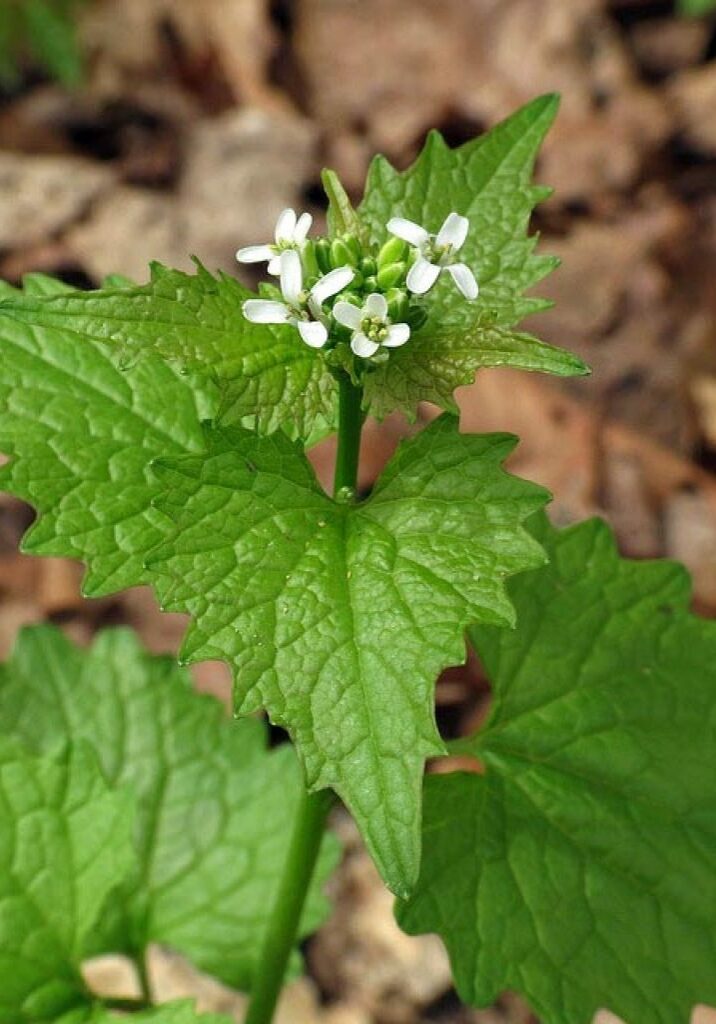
[0,94,715,1024]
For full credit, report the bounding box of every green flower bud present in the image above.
[386,288,409,322]
[341,233,363,261]
[315,238,332,273]
[338,290,362,307]
[378,236,408,269]
[302,241,319,280]
[331,238,357,268]
[364,275,378,292]
[376,261,407,290]
[360,256,377,277]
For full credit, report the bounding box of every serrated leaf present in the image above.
[358,95,588,418]
[398,515,716,1024]
[0,291,213,596]
[21,272,76,296]
[0,626,338,992]
[0,262,337,438]
[0,740,134,1023]
[365,321,588,419]
[140,415,548,894]
[0,274,547,893]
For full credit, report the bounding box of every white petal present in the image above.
[436,212,469,251]
[351,332,380,358]
[236,244,273,264]
[333,300,362,329]
[294,212,313,242]
[387,217,430,247]
[275,208,297,243]
[297,319,328,348]
[280,249,303,304]
[406,257,441,295]
[311,266,354,304]
[447,262,479,300]
[243,299,291,324]
[383,323,411,348]
[364,292,388,319]
[267,255,281,276]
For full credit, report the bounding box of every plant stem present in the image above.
[244,373,364,1024]
[333,372,365,497]
[101,997,151,1013]
[136,951,152,1004]
[244,788,333,1024]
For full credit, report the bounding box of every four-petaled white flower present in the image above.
[243,250,354,348]
[333,292,411,358]
[236,208,313,276]
[387,212,478,299]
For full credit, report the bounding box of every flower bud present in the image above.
[377,261,406,290]
[360,256,377,277]
[386,288,409,322]
[342,233,363,261]
[331,238,357,268]
[302,241,320,280]
[337,291,362,307]
[315,239,332,273]
[363,274,378,292]
[378,236,408,269]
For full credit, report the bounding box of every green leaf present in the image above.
[0,287,214,596]
[0,626,338,992]
[101,273,136,289]
[0,740,134,1023]
[0,280,546,894]
[141,415,548,894]
[23,0,84,87]
[678,0,716,15]
[0,262,337,438]
[365,321,588,420]
[398,515,716,1023]
[21,272,75,296]
[358,95,588,418]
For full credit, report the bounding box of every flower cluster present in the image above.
[238,207,478,363]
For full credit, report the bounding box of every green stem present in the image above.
[244,374,364,1024]
[136,951,152,1004]
[333,373,365,497]
[244,789,334,1024]
[101,997,151,1013]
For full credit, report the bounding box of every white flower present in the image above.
[387,212,478,299]
[236,208,313,276]
[333,292,411,358]
[243,250,354,348]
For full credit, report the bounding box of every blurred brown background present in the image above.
[0,1,715,1022]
